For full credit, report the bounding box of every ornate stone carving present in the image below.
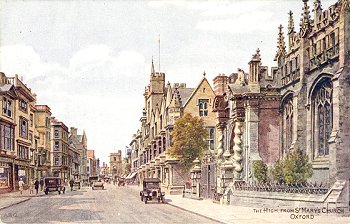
[232,121,243,179]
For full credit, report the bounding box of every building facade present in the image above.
[109,151,122,180]
[213,0,350,208]
[50,119,70,180]
[35,105,52,179]
[130,61,217,194]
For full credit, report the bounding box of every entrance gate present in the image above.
[200,153,216,199]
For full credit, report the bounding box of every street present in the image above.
[0,184,219,224]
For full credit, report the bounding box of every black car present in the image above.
[139,178,165,204]
[44,177,66,195]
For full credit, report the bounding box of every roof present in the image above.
[177,88,195,106]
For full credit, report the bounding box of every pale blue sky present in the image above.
[0,0,334,163]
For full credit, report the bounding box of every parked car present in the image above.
[92,179,104,190]
[88,176,99,187]
[139,178,165,204]
[73,180,81,190]
[44,177,66,195]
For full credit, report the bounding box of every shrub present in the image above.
[271,149,313,185]
[253,160,268,183]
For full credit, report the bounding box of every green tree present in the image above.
[168,113,208,173]
[253,160,268,183]
[283,148,313,185]
[271,149,313,185]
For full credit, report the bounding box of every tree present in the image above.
[271,148,313,185]
[253,160,268,183]
[168,113,208,173]
[283,148,313,185]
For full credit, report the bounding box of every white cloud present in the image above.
[0,44,148,163]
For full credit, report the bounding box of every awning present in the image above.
[126,172,137,180]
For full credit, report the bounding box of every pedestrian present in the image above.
[34,179,40,194]
[18,178,24,195]
[69,179,74,191]
[40,178,44,191]
[29,179,34,194]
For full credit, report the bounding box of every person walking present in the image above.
[34,179,40,194]
[39,178,44,191]
[18,178,24,195]
[29,179,34,194]
[69,179,74,191]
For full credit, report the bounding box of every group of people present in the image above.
[18,178,44,195]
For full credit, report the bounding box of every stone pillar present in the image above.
[216,123,225,159]
[232,121,243,179]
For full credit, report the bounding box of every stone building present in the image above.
[109,150,122,180]
[34,105,52,179]
[50,118,70,180]
[213,0,350,209]
[69,127,88,182]
[130,60,217,194]
[0,73,18,192]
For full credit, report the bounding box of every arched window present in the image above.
[282,96,293,155]
[312,80,332,158]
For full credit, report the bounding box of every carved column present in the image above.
[232,121,243,179]
[216,122,226,159]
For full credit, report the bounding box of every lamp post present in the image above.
[190,158,201,198]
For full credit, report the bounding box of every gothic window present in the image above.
[312,80,332,158]
[282,95,293,155]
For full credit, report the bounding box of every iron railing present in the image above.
[234,181,329,194]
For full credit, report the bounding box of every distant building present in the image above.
[69,127,88,182]
[50,118,70,180]
[109,151,122,180]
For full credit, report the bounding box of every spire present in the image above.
[313,0,322,25]
[300,0,311,37]
[288,11,295,35]
[275,25,287,61]
[151,57,155,75]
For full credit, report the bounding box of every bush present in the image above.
[271,149,313,185]
[271,160,284,184]
[253,160,268,183]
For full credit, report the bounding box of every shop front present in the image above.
[0,159,13,193]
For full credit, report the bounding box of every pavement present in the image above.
[1,185,350,224]
[126,185,350,224]
[0,189,46,211]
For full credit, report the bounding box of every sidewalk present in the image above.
[0,189,46,211]
[127,185,350,224]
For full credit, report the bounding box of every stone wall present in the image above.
[258,99,280,165]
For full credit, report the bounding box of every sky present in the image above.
[0,0,335,164]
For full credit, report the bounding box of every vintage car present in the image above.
[44,177,66,195]
[88,176,99,187]
[139,178,165,204]
[92,179,104,190]
[73,180,81,190]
